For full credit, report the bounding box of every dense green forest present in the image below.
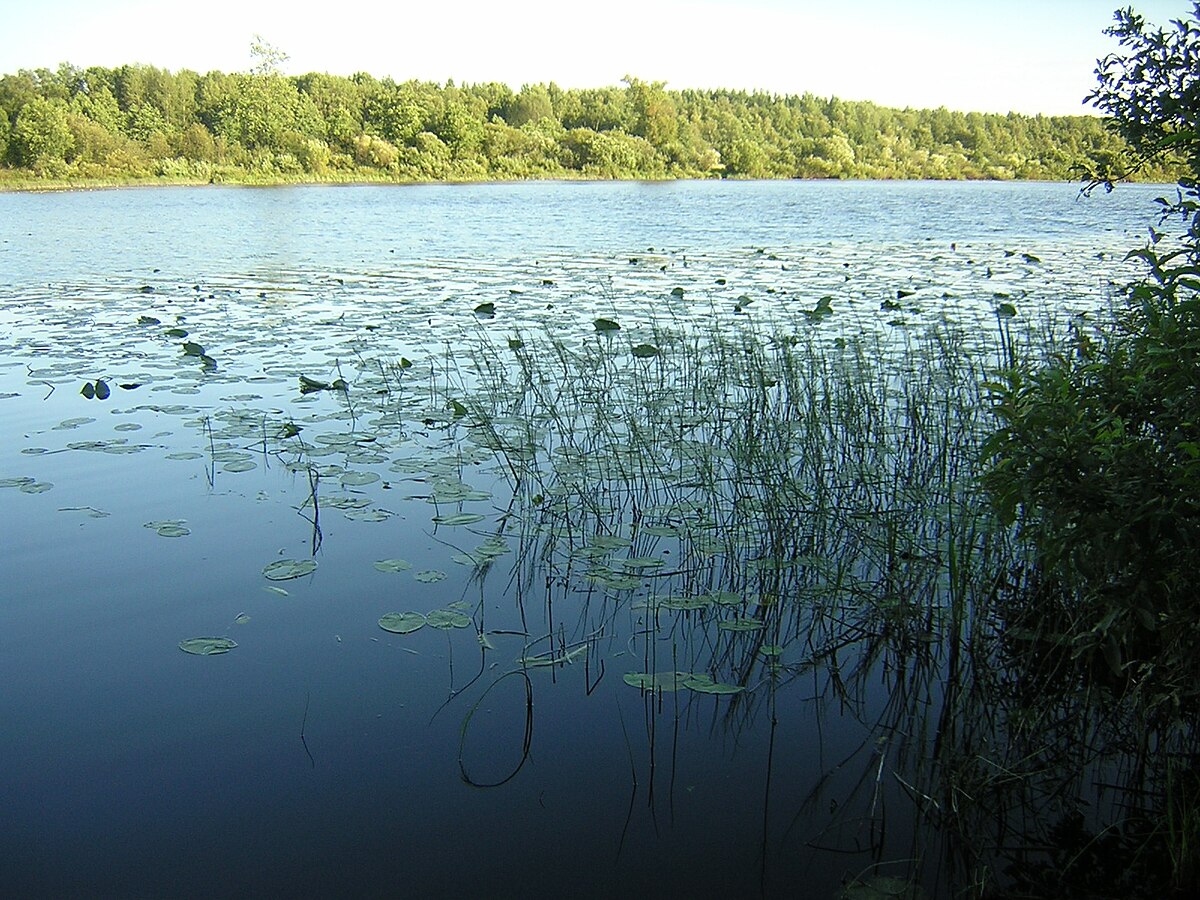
[0,61,1183,186]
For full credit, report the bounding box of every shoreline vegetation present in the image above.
[0,63,1186,191]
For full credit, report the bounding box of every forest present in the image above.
[0,60,1184,186]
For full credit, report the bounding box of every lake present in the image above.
[0,180,1174,898]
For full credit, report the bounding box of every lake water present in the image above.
[0,180,1173,897]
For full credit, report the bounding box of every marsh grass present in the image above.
[364,301,1194,896]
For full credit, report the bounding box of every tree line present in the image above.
[0,62,1183,184]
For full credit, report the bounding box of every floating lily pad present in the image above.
[432,512,486,526]
[414,570,447,583]
[378,612,427,634]
[519,644,588,668]
[594,317,620,332]
[144,520,191,537]
[683,674,745,695]
[340,471,380,486]
[18,481,53,493]
[179,637,237,656]
[263,559,318,580]
[623,671,690,692]
[718,617,764,632]
[344,508,392,522]
[222,460,257,473]
[373,558,413,573]
[0,477,35,488]
[59,506,110,518]
[632,343,660,358]
[425,609,471,629]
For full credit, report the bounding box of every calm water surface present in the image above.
[0,181,1173,897]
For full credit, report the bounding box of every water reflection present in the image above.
[0,183,1193,897]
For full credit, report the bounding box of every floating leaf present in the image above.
[58,506,110,518]
[683,674,745,695]
[378,612,427,634]
[414,569,447,583]
[340,471,380,486]
[19,482,53,493]
[263,586,289,596]
[144,519,190,537]
[519,644,588,668]
[474,302,496,316]
[164,327,188,338]
[222,460,257,473]
[179,637,237,656]
[718,617,764,632]
[670,286,685,298]
[425,609,471,629]
[593,317,620,332]
[632,344,660,359]
[373,558,413,573]
[234,613,251,624]
[80,382,95,399]
[182,341,206,357]
[263,559,318,581]
[138,315,161,325]
[432,512,485,526]
[623,672,690,692]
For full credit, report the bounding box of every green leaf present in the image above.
[179,637,237,655]
[631,343,660,358]
[594,317,620,332]
[718,617,764,632]
[683,674,745,694]
[262,559,317,581]
[378,612,427,634]
[182,341,206,357]
[373,558,413,573]
[432,512,485,525]
[426,609,471,629]
[623,671,690,692]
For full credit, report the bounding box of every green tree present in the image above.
[12,96,74,170]
[983,2,1200,732]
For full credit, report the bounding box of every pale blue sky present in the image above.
[0,0,1191,115]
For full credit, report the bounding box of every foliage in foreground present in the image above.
[0,53,1184,186]
[982,4,1200,890]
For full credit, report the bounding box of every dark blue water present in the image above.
[0,180,1174,898]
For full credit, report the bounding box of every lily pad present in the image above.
[263,559,318,581]
[179,637,237,656]
[425,609,471,629]
[683,674,745,695]
[373,558,413,573]
[378,612,427,634]
[623,671,690,692]
[144,520,190,537]
[413,570,447,583]
[432,512,486,526]
[718,617,764,632]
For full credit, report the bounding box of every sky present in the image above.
[0,0,1192,116]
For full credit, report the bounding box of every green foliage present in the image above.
[12,96,73,171]
[983,3,1200,725]
[0,56,1187,184]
